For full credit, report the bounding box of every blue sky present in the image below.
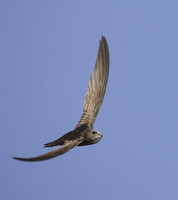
[1,0,178,199]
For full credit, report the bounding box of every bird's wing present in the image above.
[76,36,109,128]
[12,140,82,162]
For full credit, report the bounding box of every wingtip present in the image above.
[100,36,108,49]
[12,156,39,162]
[12,156,23,161]
[101,35,107,41]
[12,156,44,162]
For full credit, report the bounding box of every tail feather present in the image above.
[44,130,77,147]
[44,138,64,147]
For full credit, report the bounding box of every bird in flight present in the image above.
[13,36,109,162]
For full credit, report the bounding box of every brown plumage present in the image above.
[13,36,109,162]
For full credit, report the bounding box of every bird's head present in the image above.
[88,130,103,144]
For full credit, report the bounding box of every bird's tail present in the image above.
[44,138,64,147]
[44,130,74,147]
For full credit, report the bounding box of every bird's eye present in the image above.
[92,131,97,134]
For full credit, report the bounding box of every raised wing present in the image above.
[76,36,109,128]
[12,140,82,162]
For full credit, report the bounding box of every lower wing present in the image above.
[12,140,82,162]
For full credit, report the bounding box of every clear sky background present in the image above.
[1,1,178,200]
